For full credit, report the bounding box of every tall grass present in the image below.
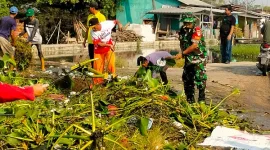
[210,44,260,56]
[210,44,260,61]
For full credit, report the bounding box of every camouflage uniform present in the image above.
[179,14,207,103]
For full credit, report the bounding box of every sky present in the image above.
[254,0,269,6]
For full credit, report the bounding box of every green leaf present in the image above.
[0,75,9,82]
[147,78,159,88]
[109,117,125,130]
[166,59,176,66]
[0,60,4,69]
[0,108,6,114]
[6,132,21,146]
[137,117,149,136]
[218,110,230,118]
[58,138,73,145]
[170,113,185,124]
[99,100,110,106]
[45,124,52,132]
[143,69,159,88]
[98,102,109,115]
[2,53,16,67]
[199,102,208,114]
[15,108,27,118]
[177,143,188,150]
[191,114,201,120]
[163,144,176,150]
[135,66,146,78]
[31,144,47,150]
[28,80,35,86]
[167,89,178,98]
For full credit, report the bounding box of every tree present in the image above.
[228,0,255,9]
[263,6,270,13]
[0,0,9,18]
[7,0,126,43]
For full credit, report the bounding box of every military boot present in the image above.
[198,88,206,103]
[41,57,45,71]
[187,96,195,104]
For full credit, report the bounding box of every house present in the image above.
[117,0,217,40]
[116,0,180,26]
[116,0,269,40]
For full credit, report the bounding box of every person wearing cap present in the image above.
[19,8,45,71]
[174,13,207,104]
[88,18,122,84]
[0,6,18,59]
[136,51,175,85]
[83,2,106,68]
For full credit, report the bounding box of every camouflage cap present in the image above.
[180,12,196,23]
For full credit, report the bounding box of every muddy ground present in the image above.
[117,62,270,131]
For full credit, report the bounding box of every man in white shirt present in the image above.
[88,18,122,84]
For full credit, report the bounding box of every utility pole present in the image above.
[244,0,247,38]
[210,0,213,39]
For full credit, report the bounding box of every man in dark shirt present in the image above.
[219,5,236,64]
[0,6,18,58]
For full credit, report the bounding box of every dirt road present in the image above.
[117,62,270,130]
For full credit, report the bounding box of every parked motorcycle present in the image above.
[256,42,270,76]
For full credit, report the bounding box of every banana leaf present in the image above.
[166,59,176,66]
[0,53,16,69]
[143,69,159,88]
[134,66,147,78]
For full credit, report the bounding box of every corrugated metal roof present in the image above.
[147,7,202,14]
[238,14,262,19]
[247,11,270,17]
[147,7,242,15]
[178,0,214,7]
[193,7,242,14]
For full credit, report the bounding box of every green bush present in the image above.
[14,39,33,71]
[0,0,9,18]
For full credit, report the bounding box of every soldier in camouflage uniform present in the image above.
[175,13,207,103]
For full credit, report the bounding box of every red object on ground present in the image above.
[108,104,118,111]
[108,104,118,116]
[0,82,35,103]
[160,95,169,101]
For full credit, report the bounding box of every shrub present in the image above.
[14,39,33,71]
[234,25,244,38]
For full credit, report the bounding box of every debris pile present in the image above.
[0,64,256,150]
[112,30,143,42]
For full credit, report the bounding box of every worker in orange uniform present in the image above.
[88,18,122,84]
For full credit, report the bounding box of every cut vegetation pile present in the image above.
[0,57,257,149]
